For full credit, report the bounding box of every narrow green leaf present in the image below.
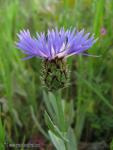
[48,92,59,120]
[0,119,5,150]
[44,111,68,142]
[30,106,49,140]
[49,130,66,150]
[67,128,78,150]
[43,91,55,118]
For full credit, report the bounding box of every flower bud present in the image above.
[41,57,69,91]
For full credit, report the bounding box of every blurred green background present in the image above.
[0,0,113,149]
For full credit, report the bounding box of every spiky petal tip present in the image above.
[16,28,97,60]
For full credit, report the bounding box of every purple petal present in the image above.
[16,28,97,60]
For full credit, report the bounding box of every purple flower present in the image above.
[16,28,97,60]
[100,27,107,36]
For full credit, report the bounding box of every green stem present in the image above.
[54,90,66,132]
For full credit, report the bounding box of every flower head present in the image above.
[16,28,97,90]
[16,28,97,60]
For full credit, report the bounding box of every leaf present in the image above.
[110,139,113,150]
[12,108,22,127]
[48,92,59,121]
[30,106,49,140]
[43,91,66,131]
[49,130,66,150]
[43,91,55,119]
[67,128,78,150]
[0,119,5,150]
[63,100,75,127]
[44,111,68,142]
